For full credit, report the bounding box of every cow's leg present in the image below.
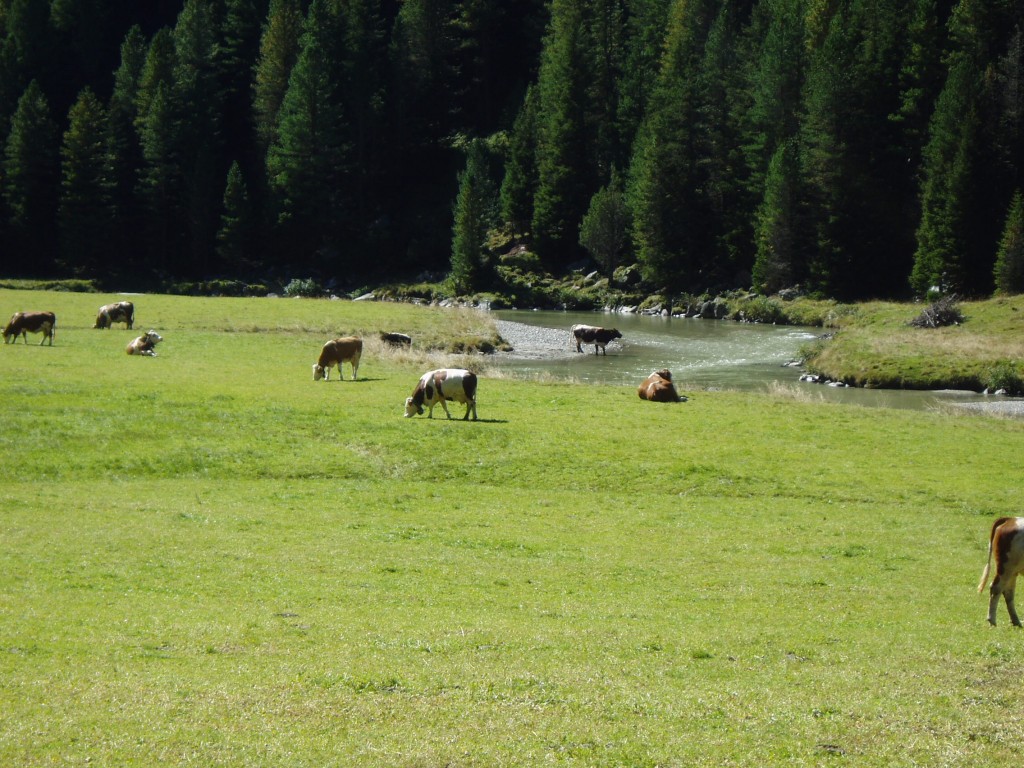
[351,361,358,381]
[465,399,477,421]
[1004,574,1022,627]
[989,584,1002,625]
[438,398,453,419]
[575,339,583,353]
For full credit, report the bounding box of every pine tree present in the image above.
[911,57,979,296]
[627,0,714,293]
[578,170,630,275]
[751,138,799,294]
[137,82,184,276]
[253,0,304,156]
[174,0,225,277]
[107,25,148,278]
[216,160,256,275]
[135,28,177,131]
[3,80,59,271]
[450,138,496,294]
[531,0,590,270]
[994,190,1024,294]
[499,84,539,235]
[266,0,348,270]
[58,87,113,278]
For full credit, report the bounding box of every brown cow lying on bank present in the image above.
[571,324,622,355]
[126,330,162,356]
[95,301,135,329]
[3,311,56,345]
[313,336,362,380]
[637,370,685,402]
[978,516,1024,626]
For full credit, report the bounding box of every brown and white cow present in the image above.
[405,368,478,420]
[638,369,685,403]
[95,301,135,329]
[3,311,56,345]
[313,336,362,380]
[571,324,622,355]
[126,330,162,356]
[978,516,1024,626]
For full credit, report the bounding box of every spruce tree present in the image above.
[58,88,113,278]
[627,0,713,293]
[266,0,347,270]
[578,171,630,275]
[911,57,979,296]
[253,0,304,156]
[994,190,1024,294]
[751,139,799,294]
[3,80,59,271]
[499,84,539,235]
[450,138,496,294]
[137,82,184,276]
[107,26,148,278]
[531,0,590,270]
[216,160,256,275]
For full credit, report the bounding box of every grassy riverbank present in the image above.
[798,295,1024,391]
[2,289,1024,766]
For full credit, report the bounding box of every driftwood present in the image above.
[911,296,963,329]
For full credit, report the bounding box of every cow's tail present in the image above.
[978,517,1013,592]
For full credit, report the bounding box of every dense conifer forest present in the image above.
[1,0,1022,300]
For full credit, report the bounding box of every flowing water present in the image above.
[491,309,998,412]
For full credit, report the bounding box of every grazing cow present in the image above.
[405,368,478,420]
[94,301,135,329]
[3,311,56,345]
[978,517,1024,626]
[638,369,685,403]
[380,331,412,348]
[571,324,622,355]
[313,336,362,381]
[126,330,162,356]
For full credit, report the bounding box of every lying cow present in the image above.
[978,516,1024,626]
[126,330,162,356]
[95,301,135,329]
[313,336,362,380]
[571,324,622,355]
[380,331,412,348]
[638,369,685,402]
[3,311,56,345]
[405,368,478,420]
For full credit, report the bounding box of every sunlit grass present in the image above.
[2,289,1024,766]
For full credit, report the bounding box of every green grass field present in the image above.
[2,289,1024,766]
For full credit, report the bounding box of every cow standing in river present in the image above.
[571,324,622,355]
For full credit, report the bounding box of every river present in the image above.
[491,309,1003,413]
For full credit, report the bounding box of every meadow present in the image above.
[2,288,1023,766]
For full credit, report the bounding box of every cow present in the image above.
[638,369,685,403]
[3,311,56,345]
[978,517,1024,626]
[405,368,478,420]
[126,330,162,356]
[380,331,412,348]
[313,336,362,381]
[571,324,622,355]
[94,301,135,329]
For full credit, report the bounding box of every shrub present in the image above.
[283,278,324,298]
[985,360,1024,394]
[733,295,786,324]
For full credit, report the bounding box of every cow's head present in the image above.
[404,397,423,417]
[611,329,623,340]
[144,330,162,345]
[94,311,109,329]
[313,364,326,381]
